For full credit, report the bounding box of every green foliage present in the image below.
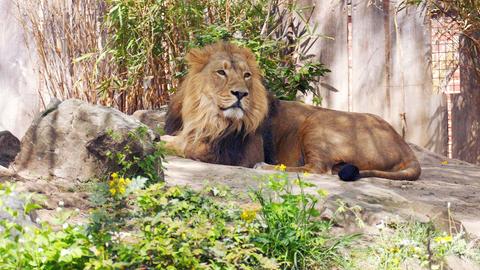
[0,183,96,269]
[100,0,328,105]
[2,175,480,269]
[0,180,279,269]
[87,174,148,248]
[0,221,97,269]
[250,171,356,269]
[117,183,278,269]
[105,126,165,185]
[352,220,480,270]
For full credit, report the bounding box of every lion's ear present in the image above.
[185,47,210,73]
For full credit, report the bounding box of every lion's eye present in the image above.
[244,72,251,79]
[216,70,226,76]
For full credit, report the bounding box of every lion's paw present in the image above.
[254,162,274,170]
[160,135,175,143]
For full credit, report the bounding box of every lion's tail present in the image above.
[358,160,421,180]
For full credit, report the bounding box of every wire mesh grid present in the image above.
[431,15,461,94]
[431,15,463,158]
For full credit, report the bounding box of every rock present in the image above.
[401,258,427,270]
[85,130,163,178]
[0,130,20,167]
[0,165,14,177]
[445,255,480,270]
[163,152,480,237]
[408,143,473,166]
[13,99,161,183]
[132,108,167,138]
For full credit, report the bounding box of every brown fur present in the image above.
[165,42,421,180]
[164,42,268,167]
[266,100,421,180]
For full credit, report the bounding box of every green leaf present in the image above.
[24,202,42,215]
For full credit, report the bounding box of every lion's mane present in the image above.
[165,42,270,165]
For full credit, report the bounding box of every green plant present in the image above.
[104,126,165,185]
[181,1,330,101]
[116,183,279,269]
[86,125,165,250]
[20,0,329,112]
[0,183,98,269]
[3,175,480,269]
[99,0,328,111]
[87,173,148,248]
[250,167,356,269]
[353,220,480,270]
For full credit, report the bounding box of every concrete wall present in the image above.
[0,0,44,139]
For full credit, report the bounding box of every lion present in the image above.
[164,42,269,167]
[164,42,421,181]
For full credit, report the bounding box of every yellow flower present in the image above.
[389,246,400,254]
[108,173,131,197]
[240,208,258,223]
[317,189,329,197]
[274,164,287,172]
[303,172,310,177]
[434,235,452,244]
[441,160,448,165]
[118,177,126,186]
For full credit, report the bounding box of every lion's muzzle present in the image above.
[231,89,249,100]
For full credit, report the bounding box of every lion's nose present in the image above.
[231,90,249,100]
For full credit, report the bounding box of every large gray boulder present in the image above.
[13,99,160,183]
[0,130,20,167]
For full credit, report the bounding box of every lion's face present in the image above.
[176,42,269,143]
[202,52,255,120]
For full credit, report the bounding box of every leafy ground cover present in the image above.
[1,169,479,269]
[0,168,353,269]
[351,220,480,270]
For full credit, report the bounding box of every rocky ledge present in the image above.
[163,144,480,238]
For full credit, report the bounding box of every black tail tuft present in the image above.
[338,163,360,181]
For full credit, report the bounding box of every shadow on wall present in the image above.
[425,104,448,156]
[0,0,44,139]
[452,33,480,165]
